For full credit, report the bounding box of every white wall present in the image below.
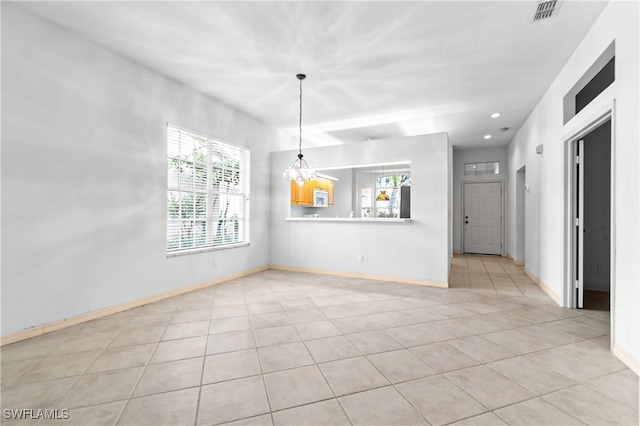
[452,147,509,253]
[270,134,451,284]
[1,4,276,336]
[506,1,639,368]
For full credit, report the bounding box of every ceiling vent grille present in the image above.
[532,0,561,22]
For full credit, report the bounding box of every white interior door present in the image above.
[463,182,502,255]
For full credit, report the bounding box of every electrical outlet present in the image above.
[211,259,217,268]
[358,255,365,263]
[597,264,604,273]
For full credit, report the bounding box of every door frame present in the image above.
[462,180,505,256]
[563,100,615,348]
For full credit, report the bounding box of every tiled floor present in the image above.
[1,255,637,425]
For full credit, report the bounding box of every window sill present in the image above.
[167,242,249,257]
[285,217,411,223]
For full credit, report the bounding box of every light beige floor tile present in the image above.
[118,388,199,425]
[176,298,213,312]
[385,324,442,347]
[543,384,639,425]
[211,305,249,319]
[518,323,582,346]
[583,369,639,411]
[149,336,206,364]
[452,316,508,335]
[49,331,119,356]
[1,377,76,410]
[339,386,427,425]
[286,308,327,324]
[487,356,575,395]
[248,303,283,315]
[450,412,507,425]
[251,312,291,329]
[38,401,126,425]
[210,317,252,334]
[396,375,486,426]
[19,350,101,382]
[207,330,256,355]
[129,313,173,328]
[198,376,270,425]
[86,343,155,373]
[108,326,165,348]
[428,304,475,319]
[320,305,360,319]
[133,357,203,397]
[494,398,584,425]
[367,349,437,383]
[0,358,38,386]
[419,320,476,340]
[258,342,314,373]
[546,319,607,340]
[264,365,334,411]
[220,414,274,426]
[448,335,517,363]
[319,356,389,396]
[254,325,301,348]
[525,346,622,382]
[346,330,403,354]
[202,349,262,384]
[57,367,144,408]
[170,309,212,325]
[294,320,341,340]
[161,321,209,341]
[280,298,316,311]
[305,335,361,363]
[445,365,534,410]
[481,312,534,329]
[483,329,552,354]
[331,316,379,334]
[80,317,132,334]
[272,399,349,426]
[411,342,480,372]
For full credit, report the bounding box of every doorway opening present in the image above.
[569,118,612,312]
[515,167,526,265]
[463,182,503,255]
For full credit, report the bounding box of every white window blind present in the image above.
[167,125,250,254]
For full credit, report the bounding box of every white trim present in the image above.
[0,266,268,346]
[524,268,562,306]
[613,344,639,376]
[269,265,448,288]
[562,100,615,350]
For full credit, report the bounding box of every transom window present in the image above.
[167,125,250,254]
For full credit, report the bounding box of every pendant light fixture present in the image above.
[283,73,317,186]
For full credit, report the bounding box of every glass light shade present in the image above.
[283,155,317,186]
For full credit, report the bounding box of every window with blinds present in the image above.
[167,125,250,254]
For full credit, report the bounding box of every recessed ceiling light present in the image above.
[490,112,501,118]
[484,134,492,140]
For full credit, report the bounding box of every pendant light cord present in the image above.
[299,76,303,157]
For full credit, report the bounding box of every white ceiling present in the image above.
[19,1,608,150]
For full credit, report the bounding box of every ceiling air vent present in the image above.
[532,0,562,22]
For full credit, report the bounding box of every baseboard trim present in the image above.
[0,265,269,346]
[453,250,463,255]
[523,267,562,306]
[613,344,639,375]
[269,265,448,289]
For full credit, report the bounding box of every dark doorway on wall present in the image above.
[574,119,611,311]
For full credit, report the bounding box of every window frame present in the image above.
[166,124,250,257]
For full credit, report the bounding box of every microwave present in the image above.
[313,189,329,208]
